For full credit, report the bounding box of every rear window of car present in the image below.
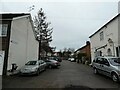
[109,58,120,66]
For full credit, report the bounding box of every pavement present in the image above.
[7,70,20,76]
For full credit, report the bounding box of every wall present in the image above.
[8,15,38,70]
[90,16,119,62]
[81,45,90,58]
[0,51,4,75]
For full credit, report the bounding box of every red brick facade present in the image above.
[75,41,91,63]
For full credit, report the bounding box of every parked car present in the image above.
[20,60,46,75]
[48,57,62,62]
[92,56,120,82]
[68,58,75,62]
[70,58,76,62]
[44,60,60,69]
[68,58,71,61]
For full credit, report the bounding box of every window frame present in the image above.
[0,24,8,37]
[100,31,104,41]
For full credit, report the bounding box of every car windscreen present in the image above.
[109,58,120,66]
[25,61,37,65]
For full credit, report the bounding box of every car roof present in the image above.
[27,60,44,62]
[96,56,120,59]
[28,60,37,62]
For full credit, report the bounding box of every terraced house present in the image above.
[89,14,120,62]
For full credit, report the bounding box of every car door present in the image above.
[40,60,45,70]
[42,61,46,68]
[100,58,111,76]
[94,57,103,73]
[38,61,42,72]
[45,60,51,67]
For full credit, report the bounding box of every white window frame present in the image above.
[100,31,104,41]
[0,24,8,37]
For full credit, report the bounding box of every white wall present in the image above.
[90,15,119,62]
[0,51,4,75]
[118,16,120,46]
[8,15,38,70]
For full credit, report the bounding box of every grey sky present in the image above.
[0,1,119,51]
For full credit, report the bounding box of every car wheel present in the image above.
[94,68,98,74]
[112,73,119,82]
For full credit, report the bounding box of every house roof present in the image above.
[75,41,90,53]
[0,13,38,41]
[0,13,30,19]
[89,13,120,38]
[75,46,87,53]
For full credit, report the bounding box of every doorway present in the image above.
[107,48,112,56]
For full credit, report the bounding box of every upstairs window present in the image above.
[100,31,104,41]
[0,24,8,37]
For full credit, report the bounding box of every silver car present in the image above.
[92,56,120,82]
[45,60,60,69]
[20,60,46,75]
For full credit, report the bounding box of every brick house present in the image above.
[75,41,91,63]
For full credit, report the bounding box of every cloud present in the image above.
[0,1,118,50]
[1,0,119,2]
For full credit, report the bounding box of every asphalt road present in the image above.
[2,60,120,89]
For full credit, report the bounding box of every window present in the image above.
[100,31,104,41]
[95,58,102,64]
[101,58,109,66]
[0,24,8,37]
[25,61,37,65]
[109,58,120,66]
[95,51,102,57]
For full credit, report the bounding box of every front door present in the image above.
[100,58,111,76]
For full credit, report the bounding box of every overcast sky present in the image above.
[0,0,119,51]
